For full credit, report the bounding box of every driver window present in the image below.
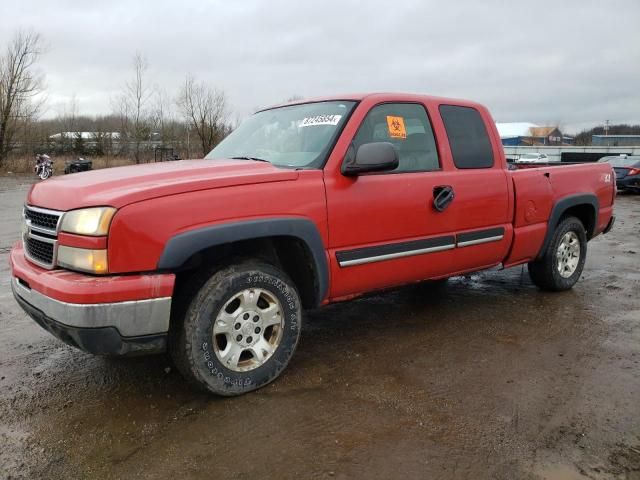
[352,103,440,172]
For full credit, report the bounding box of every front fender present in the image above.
[157,217,329,304]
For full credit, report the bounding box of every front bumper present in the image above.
[10,244,174,355]
[13,281,167,355]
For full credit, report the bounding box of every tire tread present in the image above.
[170,259,301,396]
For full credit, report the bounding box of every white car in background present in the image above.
[516,153,549,163]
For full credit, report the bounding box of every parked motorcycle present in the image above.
[34,154,53,180]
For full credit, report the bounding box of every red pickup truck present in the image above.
[11,93,615,396]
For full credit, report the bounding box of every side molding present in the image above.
[157,218,329,304]
[336,235,456,267]
[536,193,598,259]
[456,227,505,248]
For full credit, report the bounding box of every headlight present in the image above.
[60,207,116,236]
[57,246,108,274]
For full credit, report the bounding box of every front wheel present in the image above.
[39,167,51,180]
[528,216,587,291]
[171,261,302,396]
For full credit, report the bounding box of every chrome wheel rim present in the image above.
[212,288,284,372]
[556,231,580,278]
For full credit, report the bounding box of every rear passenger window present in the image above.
[351,103,439,172]
[439,105,494,169]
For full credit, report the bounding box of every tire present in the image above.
[528,216,587,291]
[171,260,302,396]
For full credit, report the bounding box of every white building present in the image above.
[49,132,120,140]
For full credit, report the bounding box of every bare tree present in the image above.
[54,94,79,153]
[151,88,176,143]
[57,93,79,131]
[112,93,131,148]
[177,75,228,157]
[0,30,45,166]
[114,52,152,163]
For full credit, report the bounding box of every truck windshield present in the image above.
[205,101,356,168]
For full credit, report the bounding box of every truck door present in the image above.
[436,104,512,273]
[324,102,461,300]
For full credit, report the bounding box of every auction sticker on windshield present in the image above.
[299,115,342,127]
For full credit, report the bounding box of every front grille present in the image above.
[23,206,63,269]
[25,208,60,231]
[25,236,55,265]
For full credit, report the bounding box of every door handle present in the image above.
[433,185,455,212]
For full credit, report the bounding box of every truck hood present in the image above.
[27,159,299,211]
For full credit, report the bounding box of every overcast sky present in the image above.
[1,0,639,133]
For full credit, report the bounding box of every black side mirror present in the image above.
[341,142,399,176]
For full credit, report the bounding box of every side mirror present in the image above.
[341,142,399,176]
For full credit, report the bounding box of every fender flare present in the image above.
[157,217,329,304]
[536,193,598,259]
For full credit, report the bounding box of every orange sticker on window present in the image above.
[386,116,407,139]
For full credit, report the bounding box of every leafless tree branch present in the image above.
[113,52,152,163]
[0,30,45,165]
[177,74,229,157]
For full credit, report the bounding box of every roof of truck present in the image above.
[261,92,483,111]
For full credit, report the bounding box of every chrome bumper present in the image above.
[11,276,171,337]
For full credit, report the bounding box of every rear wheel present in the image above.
[171,260,302,396]
[528,216,587,291]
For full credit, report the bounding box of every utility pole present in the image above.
[604,120,610,146]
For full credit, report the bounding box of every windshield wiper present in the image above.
[230,156,270,163]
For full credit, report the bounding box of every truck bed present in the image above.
[510,161,585,170]
[504,162,615,267]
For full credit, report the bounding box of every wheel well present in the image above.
[561,204,596,239]
[171,236,320,310]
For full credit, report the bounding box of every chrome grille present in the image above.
[24,209,60,231]
[23,205,63,269]
[25,236,55,264]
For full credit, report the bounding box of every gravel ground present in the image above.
[0,175,638,479]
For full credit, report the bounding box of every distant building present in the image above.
[49,131,120,140]
[496,123,573,146]
[495,122,537,146]
[529,126,564,145]
[592,135,640,146]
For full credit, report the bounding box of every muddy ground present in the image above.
[0,175,638,480]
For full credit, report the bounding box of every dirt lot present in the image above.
[0,175,638,480]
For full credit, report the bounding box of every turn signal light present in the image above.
[57,246,108,274]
